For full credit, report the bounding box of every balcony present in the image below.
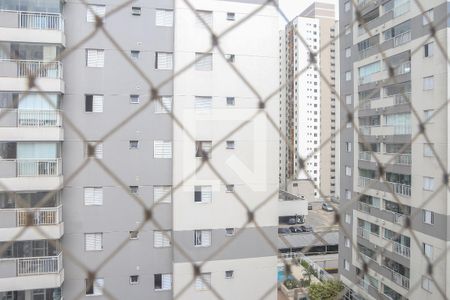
[383,266,410,290]
[359,125,411,136]
[0,159,63,192]
[393,31,411,47]
[0,253,64,292]
[391,241,410,258]
[393,154,411,165]
[357,227,379,240]
[388,182,411,197]
[0,109,63,141]
[0,60,64,93]
[359,151,372,161]
[358,202,375,214]
[0,10,65,45]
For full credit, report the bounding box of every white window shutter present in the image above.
[196,10,213,27]
[156,52,173,70]
[84,187,103,205]
[95,143,103,159]
[202,186,212,203]
[195,273,211,290]
[195,53,213,71]
[156,9,173,27]
[154,231,171,247]
[92,95,104,112]
[87,49,104,67]
[202,230,211,246]
[154,186,172,203]
[154,141,172,158]
[195,96,212,112]
[87,5,106,22]
[94,188,103,205]
[85,233,102,251]
[162,274,172,290]
[155,96,172,113]
[94,278,104,295]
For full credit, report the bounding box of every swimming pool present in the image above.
[277,266,294,282]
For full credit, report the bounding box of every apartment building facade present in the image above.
[339,0,449,299]
[0,0,279,299]
[280,2,337,199]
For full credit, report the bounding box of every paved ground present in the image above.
[304,201,339,233]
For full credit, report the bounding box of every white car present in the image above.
[322,202,334,212]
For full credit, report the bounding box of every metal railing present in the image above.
[16,158,61,177]
[357,227,375,239]
[358,202,373,214]
[391,241,410,258]
[18,11,64,31]
[359,151,372,161]
[391,269,410,289]
[16,252,62,276]
[393,93,411,105]
[394,153,411,165]
[393,31,411,47]
[18,110,62,127]
[389,182,411,197]
[17,205,62,226]
[0,59,63,79]
[392,212,407,225]
[358,176,376,188]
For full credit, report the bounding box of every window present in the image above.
[86,278,104,295]
[130,50,140,60]
[423,143,433,157]
[155,9,173,27]
[155,96,172,113]
[129,186,139,194]
[194,186,212,203]
[84,187,103,206]
[131,7,141,16]
[423,9,434,25]
[155,52,173,70]
[130,275,139,284]
[86,5,106,22]
[345,189,352,200]
[226,140,235,149]
[345,95,352,104]
[345,47,351,58]
[227,12,235,21]
[423,76,434,90]
[154,231,171,247]
[129,230,139,239]
[225,184,234,193]
[154,140,172,158]
[86,49,105,68]
[129,140,139,149]
[226,97,235,106]
[225,228,235,236]
[344,237,350,248]
[225,270,234,279]
[344,0,351,12]
[195,141,212,158]
[154,274,172,291]
[195,273,211,290]
[85,233,103,251]
[195,96,212,112]
[130,94,140,104]
[345,71,351,81]
[423,176,434,191]
[85,95,103,112]
[423,243,433,259]
[422,276,432,292]
[194,230,211,247]
[423,210,434,225]
[345,166,352,176]
[345,213,351,224]
[344,25,351,35]
[424,42,433,57]
[154,186,172,203]
[424,109,434,122]
[344,259,350,271]
[86,142,103,159]
[195,53,213,71]
[196,10,213,28]
[345,142,352,152]
[225,54,235,63]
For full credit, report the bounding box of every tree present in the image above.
[308,280,344,300]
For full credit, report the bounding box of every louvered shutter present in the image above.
[95,143,103,159]
[154,141,172,158]
[154,231,163,247]
[195,273,211,290]
[202,230,211,246]
[84,188,94,205]
[94,278,104,295]
[94,188,103,205]
[155,9,173,27]
[161,274,172,290]
[195,96,212,112]
[195,53,213,71]
[201,186,212,203]
[154,186,172,203]
[92,95,103,112]
[85,233,102,251]
[202,141,212,156]
[156,52,173,70]
[87,5,106,22]
[155,96,172,113]
[196,10,213,27]
[87,50,104,67]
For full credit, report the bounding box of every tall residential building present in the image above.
[0,0,279,299]
[339,0,448,299]
[279,2,337,200]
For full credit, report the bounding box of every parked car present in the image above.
[289,226,304,233]
[299,225,313,232]
[322,202,334,211]
[278,227,291,235]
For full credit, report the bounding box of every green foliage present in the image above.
[284,279,299,290]
[308,280,344,300]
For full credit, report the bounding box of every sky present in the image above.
[278,0,339,28]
